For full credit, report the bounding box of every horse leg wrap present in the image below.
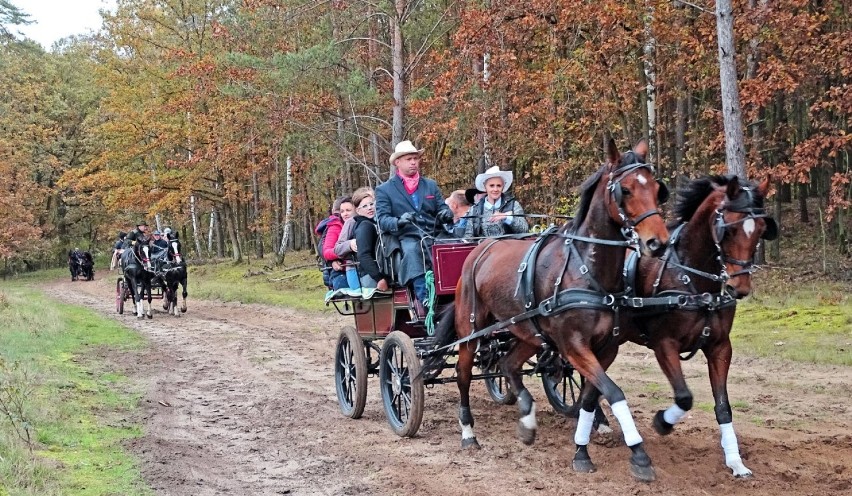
[458,406,479,449]
[611,400,643,447]
[574,408,596,445]
[516,389,537,445]
[719,422,752,477]
[655,400,688,436]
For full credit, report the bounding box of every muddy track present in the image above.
[43,273,851,496]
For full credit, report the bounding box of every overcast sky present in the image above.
[16,0,116,49]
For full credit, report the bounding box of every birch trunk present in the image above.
[277,156,293,258]
[642,1,658,164]
[190,195,202,258]
[716,0,747,177]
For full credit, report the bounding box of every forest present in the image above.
[0,0,849,272]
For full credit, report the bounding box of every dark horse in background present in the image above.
[576,175,777,477]
[425,139,670,482]
[159,236,188,316]
[120,241,155,319]
[79,252,94,281]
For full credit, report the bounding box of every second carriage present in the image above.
[331,238,583,437]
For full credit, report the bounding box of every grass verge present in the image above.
[0,284,151,496]
[732,275,852,366]
[189,251,328,312]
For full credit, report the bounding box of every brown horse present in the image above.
[575,175,777,477]
[426,139,669,482]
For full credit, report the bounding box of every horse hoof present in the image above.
[630,463,656,482]
[461,438,481,450]
[653,410,674,436]
[147,314,153,319]
[517,424,536,446]
[180,306,187,313]
[572,459,596,473]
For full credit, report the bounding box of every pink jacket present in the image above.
[322,215,344,262]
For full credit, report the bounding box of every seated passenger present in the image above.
[445,189,472,238]
[335,187,374,290]
[375,140,454,312]
[463,166,528,238]
[318,196,354,290]
[351,188,390,292]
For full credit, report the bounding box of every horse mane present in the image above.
[674,175,766,224]
[568,165,605,233]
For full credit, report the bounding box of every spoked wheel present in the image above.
[379,331,424,437]
[116,279,125,315]
[541,357,584,417]
[482,362,517,405]
[334,326,368,419]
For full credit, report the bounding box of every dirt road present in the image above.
[43,274,851,496]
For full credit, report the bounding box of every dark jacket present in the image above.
[375,174,451,283]
[353,216,389,286]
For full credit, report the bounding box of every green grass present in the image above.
[732,278,852,365]
[0,285,151,496]
[189,251,329,312]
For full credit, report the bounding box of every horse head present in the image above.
[710,176,777,298]
[168,238,183,265]
[136,242,153,272]
[601,139,669,257]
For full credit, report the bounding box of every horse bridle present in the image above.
[711,186,774,279]
[606,162,668,239]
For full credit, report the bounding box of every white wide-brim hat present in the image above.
[475,166,513,191]
[389,140,424,165]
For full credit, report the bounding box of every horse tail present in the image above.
[419,301,457,380]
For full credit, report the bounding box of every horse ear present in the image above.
[605,138,619,165]
[757,177,771,197]
[633,139,649,160]
[725,175,741,199]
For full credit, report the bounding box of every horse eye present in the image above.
[620,187,630,197]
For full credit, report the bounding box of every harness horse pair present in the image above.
[331,139,778,482]
[117,238,188,318]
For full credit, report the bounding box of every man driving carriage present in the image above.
[375,140,455,316]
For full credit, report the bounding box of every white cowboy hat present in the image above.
[475,166,513,191]
[389,140,424,165]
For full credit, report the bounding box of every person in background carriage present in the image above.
[317,196,354,290]
[68,247,83,281]
[351,188,390,292]
[462,166,528,238]
[375,140,454,314]
[124,221,150,248]
[110,231,127,271]
[150,230,170,274]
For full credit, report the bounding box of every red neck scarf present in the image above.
[397,170,420,194]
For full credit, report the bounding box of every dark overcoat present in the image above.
[375,175,451,284]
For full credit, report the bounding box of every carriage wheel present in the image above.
[116,279,125,315]
[334,326,368,419]
[379,331,424,437]
[541,358,584,417]
[483,363,518,405]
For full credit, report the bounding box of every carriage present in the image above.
[115,273,164,316]
[331,238,583,437]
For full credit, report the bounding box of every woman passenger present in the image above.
[320,196,355,290]
[463,166,528,238]
[351,188,391,291]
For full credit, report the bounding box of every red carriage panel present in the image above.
[431,242,477,296]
